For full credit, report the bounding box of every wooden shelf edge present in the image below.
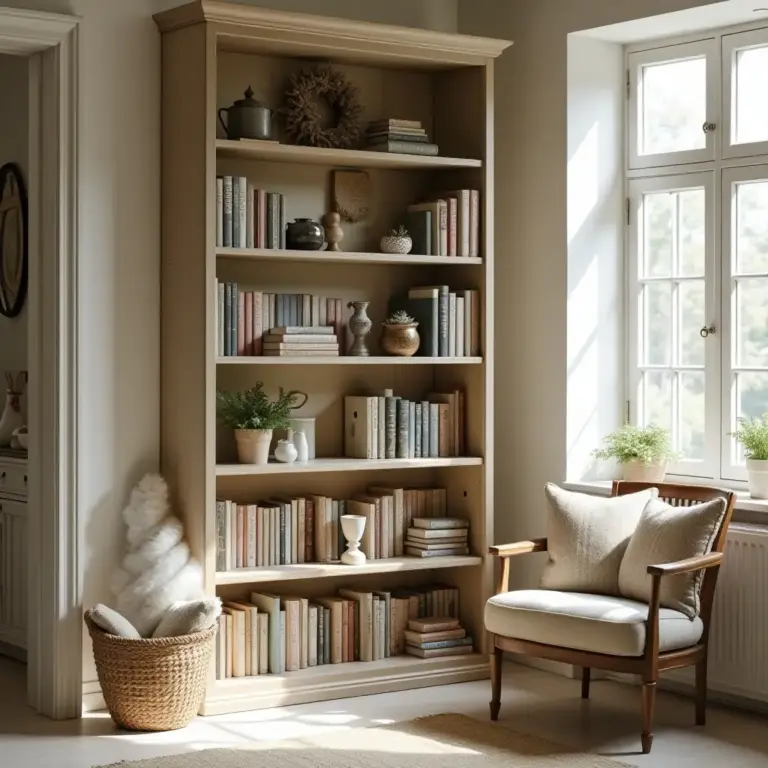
[216,457,483,476]
[216,247,483,266]
[216,356,484,366]
[215,555,482,585]
[201,654,489,715]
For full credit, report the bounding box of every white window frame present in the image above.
[627,173,720,479]
[722,28,768,159]
[628,38,719,170]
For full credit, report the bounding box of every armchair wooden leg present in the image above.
[641,681,657,754]
[581,667,590,700]
[490,645,502,721]
[695,657,707,726]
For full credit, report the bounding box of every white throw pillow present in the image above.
[152,598,222,638]
[91,603,142,639]
[540,484,658,596]
[618,496,727,618]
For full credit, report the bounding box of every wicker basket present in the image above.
[84,610,216,731]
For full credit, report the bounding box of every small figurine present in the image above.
[322,211,344,252]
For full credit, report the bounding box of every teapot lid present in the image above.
[232,86,265,109]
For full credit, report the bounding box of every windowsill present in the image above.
[561,480,768,516]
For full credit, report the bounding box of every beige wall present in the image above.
[459,0,721,584]
[0,53,28,380]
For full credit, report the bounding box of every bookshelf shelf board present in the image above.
[202,652,489,715]
[216,356,484,366]
[216,247,484,266]
[216,457,483,476]
[215,555,482,585]
[216,139,483,170]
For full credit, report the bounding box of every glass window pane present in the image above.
[680,372,705,461]
[640,57,706,155]
[679,188,706,276]
[643,370,673,433]
[735,372,768,463]
[643,192,673,277]
[736,278,768,367]
[735,180,768,274]
[734,45,768,145]
[680,280,705,366]
[644,282,672,365]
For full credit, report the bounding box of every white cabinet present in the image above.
[0,457,27,653]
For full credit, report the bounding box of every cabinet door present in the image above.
[0,500,26,648]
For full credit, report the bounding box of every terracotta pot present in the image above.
[622,460,666,483]
[234,428,273,464]
[381,323,420,356]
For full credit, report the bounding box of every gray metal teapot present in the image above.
[218,86,272,141]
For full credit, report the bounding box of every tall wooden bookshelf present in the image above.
[155,0,510,716]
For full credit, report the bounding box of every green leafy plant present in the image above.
[388,224,409,238]
[730,413,768,461]
[217,383,308,431]
[383,309,415,326]
[592,424,676,466]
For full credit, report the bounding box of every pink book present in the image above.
[244,292,253,356]
[237,292,245,356]
[252,292,263,355]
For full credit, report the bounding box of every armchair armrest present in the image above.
[489,538,548,557]
[646,551,723,577]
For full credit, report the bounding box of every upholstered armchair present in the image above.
[485,481,736,754]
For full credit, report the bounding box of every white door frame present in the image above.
[0,7,81,719]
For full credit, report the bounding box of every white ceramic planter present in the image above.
[746,458,768,499]
[234,428,272,465]
[622,460,666,483]
[340,514,366,565]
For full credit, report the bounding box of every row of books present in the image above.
[344,389,465,460]
[216,584,466,678]
[215,283,344,356]
[405,519,469,557]
[390,286,480,358]
[364,118,439,157]
[215,487,458,571]
[405,191,480,257]
[216,176,285,249]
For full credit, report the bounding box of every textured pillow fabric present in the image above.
[152,598,222,638]
[91,603,141,639]
[618,496,727,618]
[540,484,658,596]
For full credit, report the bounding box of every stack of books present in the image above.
[405,190,480,257]
[365,118,439,157]
[264,326,339,357]
[404,616,474,659]
[215,583,461,679]
[216,175,285,249]
[405,517,470,558]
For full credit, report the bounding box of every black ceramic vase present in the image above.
[286,218,325,250]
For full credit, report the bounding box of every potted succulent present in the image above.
[592,424,676,482]
[730,413,768,499]
[217,383,308,465]
[380,224,412,255]
[381,309,420,357]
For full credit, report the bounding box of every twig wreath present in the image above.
[283,67,363,149]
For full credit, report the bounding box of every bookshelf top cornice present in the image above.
[154,1,512,67]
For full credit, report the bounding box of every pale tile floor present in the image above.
[1,655,768,768]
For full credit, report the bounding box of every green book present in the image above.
[405,210,432,256]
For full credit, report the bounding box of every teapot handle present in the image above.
[217,107,229,138]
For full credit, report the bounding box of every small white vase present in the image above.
[274,438,298,464]
[622,460,666,483]
[341,514,366,565]
[234,428,272,465]
[746,459,768,499]
[294,430,309,463]
[290,417,315,459]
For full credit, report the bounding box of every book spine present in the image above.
[247,506,256,568]
[458,190,470,257]
[216,177,223,247]
[279,610,286,673]
[305,498,315,563]
[438,404,450,457]
[408,401,416,459]
[244,292,253,356]
[437,288,449,357]
[222,176,233,247]
[235,505,244,568]
[414,403,422,458]
[232,176,241,247]
[331,499,339,561]
[469,189,479,257]
[368,140,438,155]
[216,500,227,571]
[266,193,274,249]
[447,196,457,256]
[429,403,439,458]
[280,194,286,249]
[367,131,430,143]
[230,282,238,357]
[334,298,343,353]
[290,501,298,564]
[237,176,247,248]
[317,605,325,665]
[224,283,232,356]
[421,401,430,460]
[378,397,386,461]
[308,606,318,667]
[217,281,225,357]
[438,201,448,256]
[252,292,263,355]
[246,183,254,249]
[456,296,465,357]
[323,607,331,665]
[271,193,280,249]
[297,499,306,564]
[448,292,457,357]
[385,396,397,459]
[286,502,293,564]
[279,504,286,565]
[396,398,409,459]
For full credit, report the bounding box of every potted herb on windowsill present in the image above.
[730,413,768,499]
[592,424,676,482]
[217,384,308,465]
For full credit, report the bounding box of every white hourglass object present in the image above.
[340,514,366,565]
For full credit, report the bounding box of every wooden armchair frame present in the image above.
[488,481,736,754]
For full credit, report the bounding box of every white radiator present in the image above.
[665,524,768,704]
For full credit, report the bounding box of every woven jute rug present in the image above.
[100,713,631,767]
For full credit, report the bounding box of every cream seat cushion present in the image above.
[485,589,703,657]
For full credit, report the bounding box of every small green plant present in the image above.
[383,309,415,326]
[388,224,409,238]
[217,383,307,431]
[592,424,676,466]
[730,413,768,461]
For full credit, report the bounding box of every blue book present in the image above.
[232,176,240,247]
[414,636,474,651]
[405,209,432,255]
[414,403,422,458]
